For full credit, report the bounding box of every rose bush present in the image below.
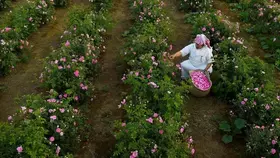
[0,0,55,76]
[53,0,69,7]
[246,119,280,157]
[185,11,232,47]
[113,0,193,157]
[0,0,10,10]
[183,4,280,157]
[231,0,280,69]
[41,5,110,103]
[0,1,112,157]
[0,94,86,157]
[179,0,213,13]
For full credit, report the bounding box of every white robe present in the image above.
[180,43,214,78]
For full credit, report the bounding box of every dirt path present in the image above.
[77,0,132,157]
[166,0,246,157]
[0,1,90,121]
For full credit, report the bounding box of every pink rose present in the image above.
[65,40,70,47]
[180,127,184,133]
[121,99,126,105]
[265,104,270,110]
[56,128,61,133]
[17,146,23,153]
[59,108,65,113]
[159,116,164,123]
[8,116,12,121]
[191,148,195,155]
[153,113,159,118]
[202,27,206,31]
[74,70,79,77]
[272,140,277,145]
[146,117,153,124]
[5,27,12,32]
[130,150,138,158]
[56,146,61,156]
[74,96,79,101]
[271,148,276,154]
[50,115,57,120]
[49,136,55,142]
[159,129,164,134]
[121,122,126,127]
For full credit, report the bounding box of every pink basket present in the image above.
[189,70,212,97]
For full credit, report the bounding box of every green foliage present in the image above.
[0,1,112,157]
[0,94,86,157]
[219,118,246,144]
[90,0,112,11]
[246,121,280,157]
[0,0,10,10]
[219,121,231,132]
[222,134,233,144]
[42,7,111,103]
[0,0,55,76]
[235,118,246,130]
[113,0,192,157]
[233,0,280,68]
[53,0,69,7]
[213,39,274,101]
[129,0,167,23]
[183,3,280,156]
[179,0,212,13]
[185,12,231,47]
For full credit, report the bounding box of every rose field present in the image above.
[0,0,279,157]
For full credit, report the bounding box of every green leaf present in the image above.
[222,134,233,144]
[264,53,274,58]
[234,118,246,129]
[219,121,231,132]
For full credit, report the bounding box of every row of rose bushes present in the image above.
[184,6,280,157]
[178,0,212,13]
[0,0,54,76]
[0,2,112,157]
[0,0,70,76]
[229,0,280,70]
[0,0,10,10]
[113,0,193,157]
